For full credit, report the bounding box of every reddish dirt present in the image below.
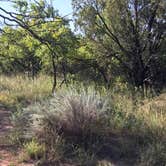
[0,108,34,166]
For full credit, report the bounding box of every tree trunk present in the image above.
[51,55,57,94]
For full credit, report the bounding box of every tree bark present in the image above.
[51,55,57,94]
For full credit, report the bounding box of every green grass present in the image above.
[24,139,45,160]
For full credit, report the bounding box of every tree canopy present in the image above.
[0,0,165,93]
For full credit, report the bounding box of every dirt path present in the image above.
[0,108,34,166]
[0,108,14,166]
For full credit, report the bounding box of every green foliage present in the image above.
[0,0,165,90]
[24,139,45,160]
[72,0,166,89]
[0,27,41,75]
[0,0,78,92]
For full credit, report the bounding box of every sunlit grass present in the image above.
[0,75,52,108]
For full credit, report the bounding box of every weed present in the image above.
[24,139,45,160]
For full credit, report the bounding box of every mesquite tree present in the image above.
[0,0,76,93]
[72,0,166,91]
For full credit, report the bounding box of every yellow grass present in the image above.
[0,75,52,108]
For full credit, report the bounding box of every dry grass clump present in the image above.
[15,87,111,164]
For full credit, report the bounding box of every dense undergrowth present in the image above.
[0,75,166,166]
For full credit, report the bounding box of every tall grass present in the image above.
[0,75,52,108]
[1,75,165,165]
[10,84,166,165]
